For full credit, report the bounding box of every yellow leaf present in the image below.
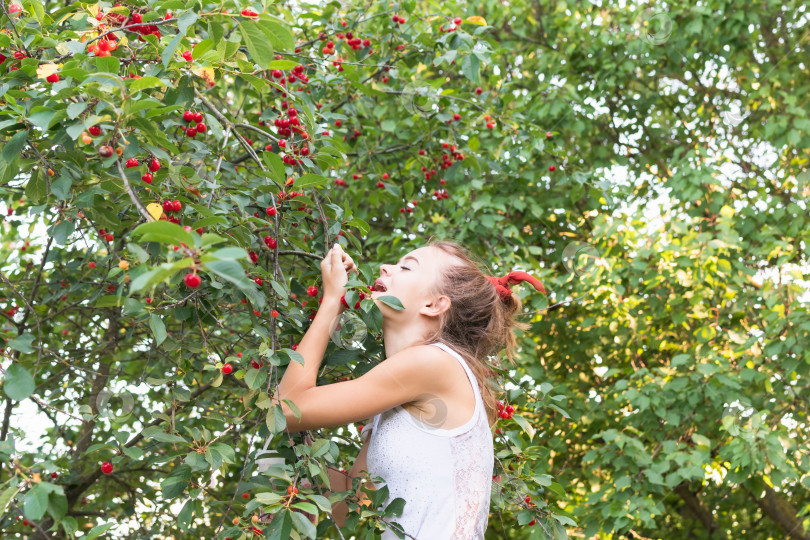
[36,63,59,79]
[466,16,487,26]
[191,66,215,86]
[118,260,130,270]
[32,472,42,483]
[146,203,163,221]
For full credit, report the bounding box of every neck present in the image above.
[381,316,439,358]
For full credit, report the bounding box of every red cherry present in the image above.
[266,206,276,216]
[172,200,182,212]
[264,236,277,249]
[125,157,139,168]
[528,519,536,526]
[51,472,58,478]
[184,273,201,288]
[183,110,194,122]
[548,165,556,172]
[89,126,101,136]
[46,72,60,83]
[270,309,279,318]
[454,17,462,24]
[88,261,96,269]
[475,87,483,94]
[192,112,203,122]
[162,200,174,213]
[376,181,385,188]
[249,251,259,263]
[335,120,342,127]
[141,172,153,183]
[186,126,197,137]
[105,233,114,242]
[254,277,263,285]
[546,131,552,138]
[146,297,152,304]
[195,122,207,133]
[148,159,160,172]
[307,285,318,297]
[221,363,233,374]
[100,461,113,474]
[99,145,114,158]
[242,492,250,499]
[9,4,23,14]
[182,50,193,62]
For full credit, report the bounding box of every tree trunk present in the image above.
[747,480,810,540]
[674,482,727,539]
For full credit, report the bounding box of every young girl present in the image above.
[272,239,546,538]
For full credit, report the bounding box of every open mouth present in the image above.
[373,280,387,292]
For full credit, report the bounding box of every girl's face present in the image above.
[371,246,453,312]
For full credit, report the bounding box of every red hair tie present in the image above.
[485,271,547,301]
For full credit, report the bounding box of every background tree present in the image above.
[0,0,808,539]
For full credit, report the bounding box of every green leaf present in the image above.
[8,333,35,354]
[25,168,47,204]
[161,32,184,68]
[461,54,480,84]
[291,174,327,189]
[177,11,199,35]
[23,483,49,520]
[150,313,167,346]
[161,465,192,499]
[142,426,188,444]
[266,404,287,434]
[67,102,87,119]
[132,221,193,246]
[176,499,194,530]
[240,21,274,69]
[3,363,35,401]
[267,59,300,70]
[262,151,286,183]
[83,522,115,540]
[2,129,28,163]
[95,55,120,74]
[245,367,268,390]
[0,484,21,517]
[512,414,536,442]
[257,18,295,51]
[290,506,317,538]
[377,295,405,310]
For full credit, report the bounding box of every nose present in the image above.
[380,264,392,277]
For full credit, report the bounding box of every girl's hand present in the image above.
[321,244,357,304]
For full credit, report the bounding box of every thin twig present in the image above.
[115,160,154,222]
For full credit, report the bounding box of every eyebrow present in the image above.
[400,256,420,266]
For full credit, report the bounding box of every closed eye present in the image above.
[400,266,410,271]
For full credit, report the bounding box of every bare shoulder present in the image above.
[390,344,460,392]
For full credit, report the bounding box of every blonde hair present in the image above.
[411,238,530,427]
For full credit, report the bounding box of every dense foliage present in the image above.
[0,0,808,538]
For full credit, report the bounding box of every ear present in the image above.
[420,294,451,318]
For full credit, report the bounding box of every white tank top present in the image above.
[364,342,494,539]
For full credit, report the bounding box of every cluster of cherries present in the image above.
[439,16,464,33]
[497,400,515,419]
[181,110,207,138]
[341,291,366,309]
[97,228,114,243]
[161,199,183,224]
[111,6,169,41]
